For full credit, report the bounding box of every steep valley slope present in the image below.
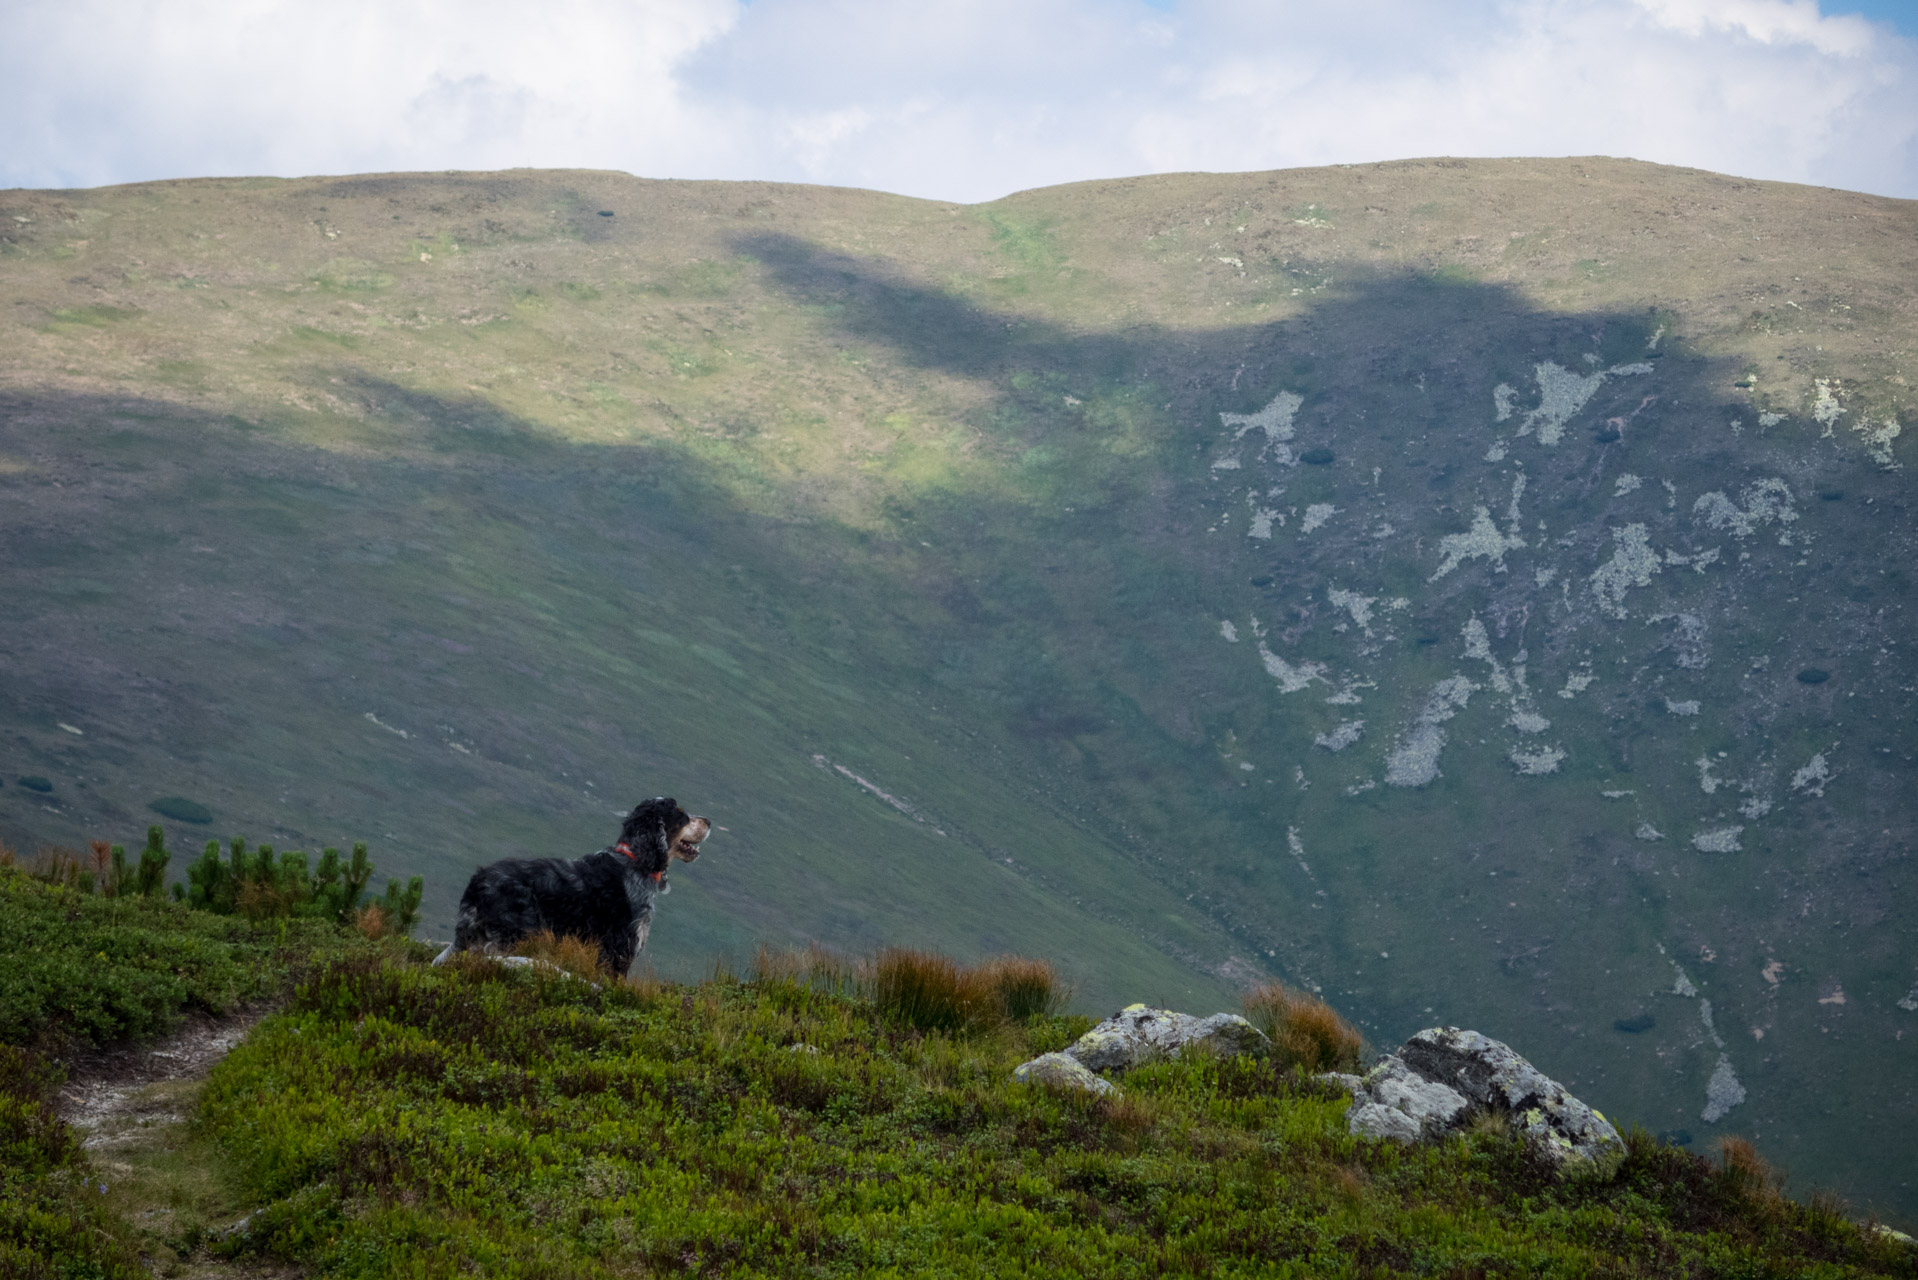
[0,157,1913,1220]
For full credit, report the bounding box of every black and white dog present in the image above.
[435,797,710,977]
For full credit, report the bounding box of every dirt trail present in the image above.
[57,1008,301,1279]
[60,1008,265,1149]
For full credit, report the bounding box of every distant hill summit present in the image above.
[0,157,1912,1219]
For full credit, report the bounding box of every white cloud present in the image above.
[0,0,1913,200]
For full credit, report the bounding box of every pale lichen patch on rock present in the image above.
[1613,473,1643,497]
[1385,675,1476,788]
[1328,586,1377,635]
[1519,362,1607,446]
[1258,641,1328,694]
[1314,720,1364,752]
[1301,503,1338,533]
[1220,390,1303,465]
[1665,699,1700,716]
[1702,1054,1747,1123]
[1691,826,1744,853]
[1558,668,1595,700]
[1692,479,1797,539]
[1635,823,1665,841]
[1854,415,1902,469]
[1812,378,1845,437]
[1219,620,1239,643]
[1430,505,1525,580]
[1510,745,1566,775]
[1790,751,1834,797]
[1590,523,1661,618]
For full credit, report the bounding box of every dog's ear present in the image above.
[619,798,675,859]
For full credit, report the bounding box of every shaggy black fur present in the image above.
[438,797,710,977]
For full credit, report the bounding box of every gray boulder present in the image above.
[1399,1027,1624,1176]
[1064,1003,1269,1072]
[1327,1027,1624,1179]
[1013,1051,1118,1096]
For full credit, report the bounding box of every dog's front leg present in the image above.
[604,917,650,978]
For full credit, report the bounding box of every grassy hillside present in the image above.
[0,158,1912,1218]
[2,895,1908,1280]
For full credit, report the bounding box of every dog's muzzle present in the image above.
[671,816,711,862]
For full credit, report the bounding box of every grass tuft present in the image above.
[871,948,1067,1034]
[509,928,609,978]
[1243,981,1366,1073]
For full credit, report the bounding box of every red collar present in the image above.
[614,843,666,882]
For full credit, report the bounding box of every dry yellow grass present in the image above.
[1243,982,1365,1073]
[509,928,611,979]
[871,947,1066,1034]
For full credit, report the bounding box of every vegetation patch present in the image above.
[148,795,213,824]
[180,950,1912,1278]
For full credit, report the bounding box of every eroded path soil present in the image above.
[58,1008,301,1279]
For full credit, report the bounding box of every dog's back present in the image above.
[451,850,655,972]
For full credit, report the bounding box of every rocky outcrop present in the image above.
[1326,1027,1624,1178]
[1064,1004,1269,1072]
[1012,1003,1269,1095]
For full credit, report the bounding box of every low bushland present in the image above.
[184,950,1910,1279]
[0,1044,147,1280]
[0,853,1908,1277]
[0,828,426,1280]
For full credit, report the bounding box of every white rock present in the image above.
[1014,1052,1118,1096]
[1064,1004,1269,1073]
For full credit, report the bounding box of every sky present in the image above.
[1,0,1914,202]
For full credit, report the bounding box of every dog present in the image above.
[435,797,710,977]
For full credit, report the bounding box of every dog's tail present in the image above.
[431,940,457,966]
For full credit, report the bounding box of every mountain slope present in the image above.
[0,157,1913,1218]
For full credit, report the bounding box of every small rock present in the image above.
[1064,1003,1269,1072]
[1013,1052,1118,1096]
[1355,1055,1471,1139]
[1348,1101,1423,1143]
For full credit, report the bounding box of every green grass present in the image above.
[184,950,1912,1279]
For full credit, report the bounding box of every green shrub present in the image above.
[148,795,213,824]
[174,831,408,930]
[0,866,374,1049]
[0,1044,145,1279]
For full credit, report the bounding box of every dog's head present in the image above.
[618,797,711,872]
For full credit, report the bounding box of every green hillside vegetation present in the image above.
[0,158,1913,1219]
[0,857,416,1278]
[2,897,1911,1279]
